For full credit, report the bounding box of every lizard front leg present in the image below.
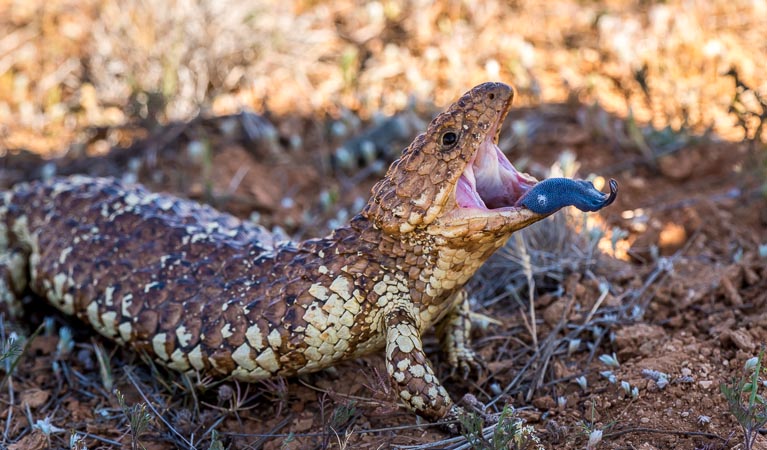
[0,264,21,318]
[384,304,458,422]
[436,289,480,377]
[0,249,28,319]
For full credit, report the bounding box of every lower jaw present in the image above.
[455,171,537,212]
[456,138,539,211]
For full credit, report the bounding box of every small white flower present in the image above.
[599,353,620,368]
[745,356,759,372]
[587,429,603,449]
[57,327,74,356]
[600,370,617,384]
[641,368,670,390]
[186,141,206,162]
[575,375,588,391]
[568,339,581,356]
[33,417,65,435]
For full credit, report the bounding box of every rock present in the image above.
[615,324,667,356]
[8,430,47,450]
[657,149,700,180]
[658,222,686,253]
[543,298,568,327]
[720,329,756,352]
[20,389,50,409]
[532,395,556,410]
[720,275,743,306]
[637,443,660,450]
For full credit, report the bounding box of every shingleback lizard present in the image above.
[0,82,616,424]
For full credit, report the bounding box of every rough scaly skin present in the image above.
[0,82,610,422]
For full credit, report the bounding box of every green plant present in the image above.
[727,68,767,148]
[116,389,154,450]
[208,430,224,450]
[1,322,44,390]
[726,68,767,195]
[459,405,543,450]
[0,335,22,373]
[720,346,767,450]
[322,400,357,449]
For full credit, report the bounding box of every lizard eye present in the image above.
[441,131,458,148]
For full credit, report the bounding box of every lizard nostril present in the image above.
[488,93,495,100]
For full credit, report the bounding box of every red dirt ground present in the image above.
[2,1,767,449]
[2,102,766,449]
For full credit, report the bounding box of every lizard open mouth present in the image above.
[445,82,617,220]
[455,120,537,211]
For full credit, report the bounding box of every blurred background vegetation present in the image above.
[0,0,765,156]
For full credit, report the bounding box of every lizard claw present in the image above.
[438,405,466,434]
[460,393,501,424]
[448,349,486,381]
[439,396,501,434]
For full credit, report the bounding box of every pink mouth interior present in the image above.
[456,128,536,210]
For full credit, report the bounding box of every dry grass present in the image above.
[1,0,766,155]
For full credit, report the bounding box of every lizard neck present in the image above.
[408,231,511,323]
[315,214,509,330]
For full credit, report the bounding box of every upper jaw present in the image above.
[454,108,538,215]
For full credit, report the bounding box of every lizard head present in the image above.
[363,82,616,242]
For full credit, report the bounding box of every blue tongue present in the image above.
[515,178,618,215]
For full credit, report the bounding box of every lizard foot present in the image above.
[438,404,466,434]
[438,395,502,434]
[460,393,501,424]
[448,349,486,381]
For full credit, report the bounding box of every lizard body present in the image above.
[0,82,616,421]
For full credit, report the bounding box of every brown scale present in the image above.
[0,82,602,424]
